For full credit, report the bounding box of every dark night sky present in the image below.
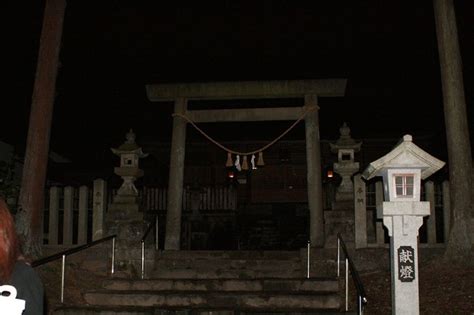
[4,1,474,167]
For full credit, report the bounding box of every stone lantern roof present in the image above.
[329,122,362,153]
[362,134,445,180]
[111,129,148,158]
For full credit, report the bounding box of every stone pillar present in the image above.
[354,174,367,248]
[78,185,89,245]
[48,186,59,245]
[425,181,437,244]
[304,95,324,247]
[165,98,188,250]
[383,202,429,315]
[92,179,107,241]
[375,181,385,246]
[442,180,450,242]
[434,0,473,254]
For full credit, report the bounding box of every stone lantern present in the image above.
[362,134,444,315]
[108,129,148,223]
[329,122,362,202]
[107,129,149,274]
[323,122,362,248]
[111,129,148,197]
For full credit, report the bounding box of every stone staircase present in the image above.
[53,250,344,315]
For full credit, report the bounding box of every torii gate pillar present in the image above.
[305,95,325,247]
[164,98,187,250]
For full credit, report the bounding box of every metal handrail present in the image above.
[33,235,116,303]
[336,233,367,315]
[141,215,159,279]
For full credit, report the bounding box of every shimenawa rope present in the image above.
[171,106,316,156]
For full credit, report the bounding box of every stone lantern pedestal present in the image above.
[382,202,429,314]
[333,156,360,203]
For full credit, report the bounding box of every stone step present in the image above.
[154,261,302,277]
[152,261,304,279]
[151,263,337,279]
[157,251,300,260]
[54,307,354,315]
[102,278,339,293]
[150,268,304,279]
[53,307,156,315]
[242,312,356,315]
[156,249,339,263]
[83,291,340,311]
[151,250,337,279]
[155,259,301,270]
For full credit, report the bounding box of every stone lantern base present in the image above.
[324,187,357,248]
[106,193,147,277]
[106,194,142,221]
[324,209,355,248]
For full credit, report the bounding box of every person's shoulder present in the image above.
[12,261,42,283]
[14,261,34,274]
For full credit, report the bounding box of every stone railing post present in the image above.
[48,186,59,245]
[375,181,385,246]
[78,185,89,245]
[354,174,367,248]
[425,181,437,244]
[92,179,107,241]
[63,186,74,245]
[442,181,450,243]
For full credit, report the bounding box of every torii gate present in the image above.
[146,79,347,250]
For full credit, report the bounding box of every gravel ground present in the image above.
[353,262,474,314]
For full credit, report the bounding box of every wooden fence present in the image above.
[42,180,237,247]
[142,186,237,211]
[43,179,107,246]
[42,176,455,249]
